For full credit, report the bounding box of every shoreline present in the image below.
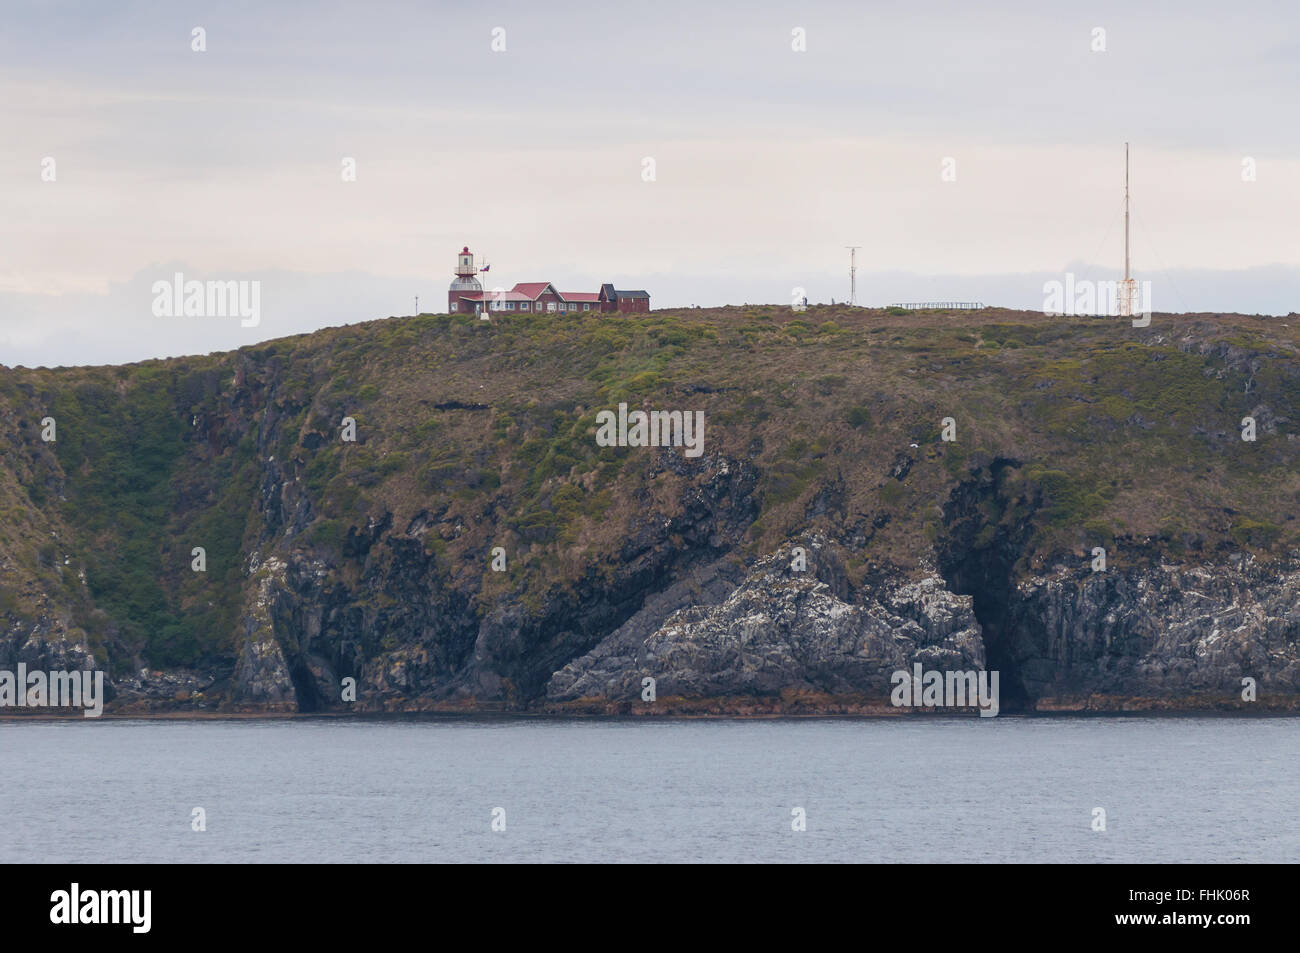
[2,702,1298,723]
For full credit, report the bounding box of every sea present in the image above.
[2,716,1295,863]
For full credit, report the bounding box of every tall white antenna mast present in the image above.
[1119,143,1137,317]
[846,246,861,306]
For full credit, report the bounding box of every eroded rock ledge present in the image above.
[8,535,1299,716]
[543,541,1300,715]
[547,540,983,707]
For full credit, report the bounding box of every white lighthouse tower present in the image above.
[448,245,482,313]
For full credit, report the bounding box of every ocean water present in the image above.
[1,716,1295,863]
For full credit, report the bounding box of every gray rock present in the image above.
[548,538,984,703]
[1008,559,1300,700]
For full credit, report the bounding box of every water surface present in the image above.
[2,716,1294,862]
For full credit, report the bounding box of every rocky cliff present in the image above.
[548,540,986,711]
[2,305,1298,714]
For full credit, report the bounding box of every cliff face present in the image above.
[547,541,984,708]
[224,447,762,712]
[545,542,1300,713]
[2,305,1299,714]
[1006,559,1300,705]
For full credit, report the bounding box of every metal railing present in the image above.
[887,302,985,310]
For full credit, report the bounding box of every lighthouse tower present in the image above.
[448,245,482,313]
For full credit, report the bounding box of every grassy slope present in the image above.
[2,304,1298,675]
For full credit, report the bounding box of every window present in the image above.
[451,300,458,311]
[583,303,590,311]
[519,302,529,311]
[547,301,557,311]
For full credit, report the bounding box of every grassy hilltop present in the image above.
[2,304,1299,698]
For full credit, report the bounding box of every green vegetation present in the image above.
[2,303,1298,678]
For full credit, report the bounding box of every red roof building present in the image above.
[447,248,650,315]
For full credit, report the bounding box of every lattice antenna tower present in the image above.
[1119,143,1138,317]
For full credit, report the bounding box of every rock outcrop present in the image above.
[1006,558,1300,706]
[547,539,984,707]
[230,555,298,709]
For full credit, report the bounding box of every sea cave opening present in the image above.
[935,459,1034,712]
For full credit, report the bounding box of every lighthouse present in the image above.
[443,242,650,315]
[448,246,482,313]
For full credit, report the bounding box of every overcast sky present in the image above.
[3,0,1298,367]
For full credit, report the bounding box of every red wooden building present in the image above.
[598,284,650,313]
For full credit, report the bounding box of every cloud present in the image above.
[3,0,1298,365]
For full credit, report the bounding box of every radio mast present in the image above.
[846,246,861,306]
[1119,143,1137,317]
